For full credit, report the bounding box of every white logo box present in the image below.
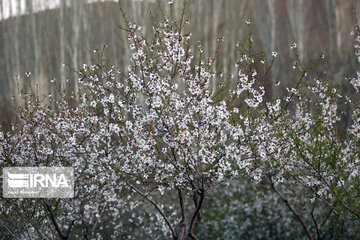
[2,167,74,198]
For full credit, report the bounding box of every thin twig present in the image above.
[125,181,177,240]
[265,176,314,240]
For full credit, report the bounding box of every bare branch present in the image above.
[125,181,177,240]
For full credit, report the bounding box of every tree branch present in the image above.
[185,189,204,240]
[125,181,177,240]
[43,199,67,240]
[265,176,314,240]
[4,199,46,240]
[178,189,186,240]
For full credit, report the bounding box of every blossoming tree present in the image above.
[0,1,360,239]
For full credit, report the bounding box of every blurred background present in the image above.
[1,0,360,125]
